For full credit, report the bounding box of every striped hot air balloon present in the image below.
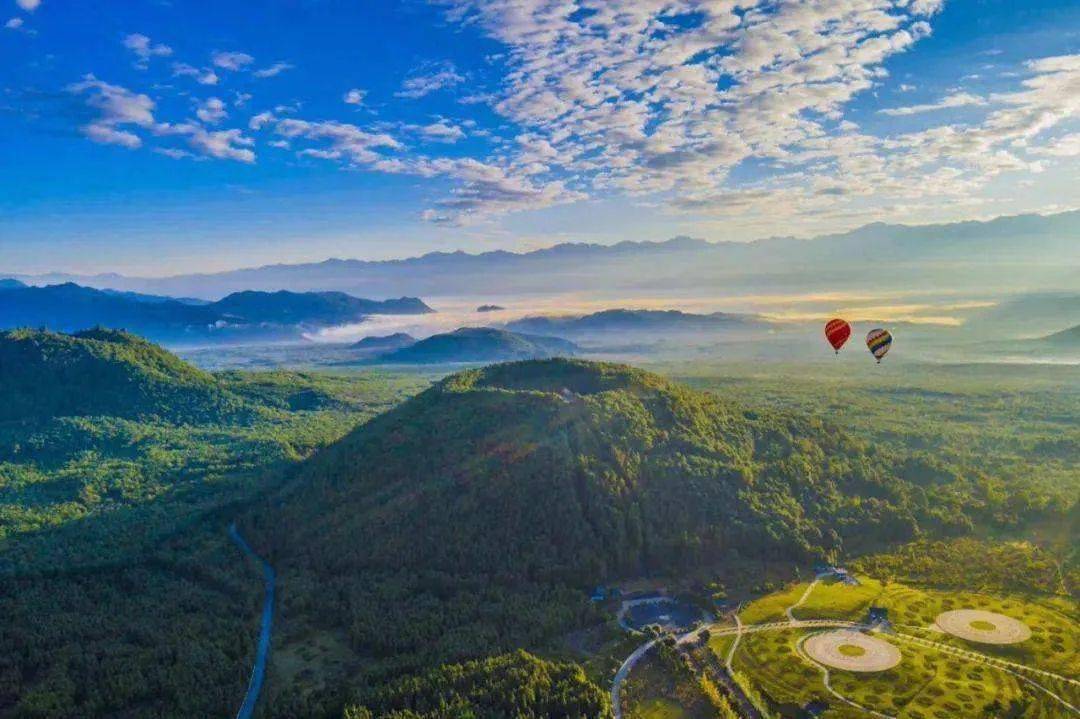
[824,319,851,354]
[866,328,892,363]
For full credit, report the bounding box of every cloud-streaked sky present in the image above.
[2,0,1078,275]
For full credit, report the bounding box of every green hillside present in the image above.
[0,328,250,423]
[233,359,1075,717]
[253,358,1037,586]
[377,327,579,363]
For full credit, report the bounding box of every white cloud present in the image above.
[67,75,255,163]
[183,127,255,162]
[195,96,227,124]
[173,63,219,86]
[212,50,255,71]
[879,91,987,115]
[154,147,195,160]
[248,111,275,130]
[4,16,21,29]
[1032,133,1080,157]
[395,62,464,98]
[253,61,293,78]
[343,88,366,105]
[274,118,401,164]
[66,75,156,148]
[123,33,172,68]
[415,119,465,143]
[15,0,39,11]
[413,2,1077,229]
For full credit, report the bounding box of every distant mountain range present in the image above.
[0,283,433,345]
[966,291,1080,338]
[375,327,578,364]
[505,308,764,339]
[12,210,1079,299]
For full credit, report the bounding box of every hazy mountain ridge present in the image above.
[0,283,433,345]
[1040,324,1080,347]
[504,308,765,339]
[375,327,578,364]
[351,333,417,352]
[15,210,1079,299]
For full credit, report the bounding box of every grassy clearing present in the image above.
[636,697,688,719]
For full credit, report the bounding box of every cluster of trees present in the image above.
[852,538,1075,598]
[0,525,263,718]
[341,650,609,719]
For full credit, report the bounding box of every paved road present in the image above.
[611,637,658,719]
[229,523,276,719]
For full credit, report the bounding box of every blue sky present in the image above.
[2,0,1078,275]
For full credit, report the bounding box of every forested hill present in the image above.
[247,360,1062,590]
[376,327,578,364]
[211,290,433,324]
[0,328,250,423]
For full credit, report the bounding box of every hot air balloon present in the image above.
[824,318,851,354]
[866,328,892,363]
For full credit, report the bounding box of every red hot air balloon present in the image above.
[824,318,851,354]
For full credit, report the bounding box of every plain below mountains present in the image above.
[0,282,433,344]
[373,327,578,364]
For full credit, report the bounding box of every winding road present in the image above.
[611,638,659,719]
[229,523,276,719]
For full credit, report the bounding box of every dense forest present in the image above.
[0,330,428,717]
[342,650,609,719]
[1,333,1076,718]
[241,358,1076,716]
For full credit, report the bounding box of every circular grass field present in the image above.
[935,610,1032,645]
[804,629,902,672]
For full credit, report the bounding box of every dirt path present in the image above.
[786,580,819,623]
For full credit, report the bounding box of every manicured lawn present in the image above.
[713,574,1079,718]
